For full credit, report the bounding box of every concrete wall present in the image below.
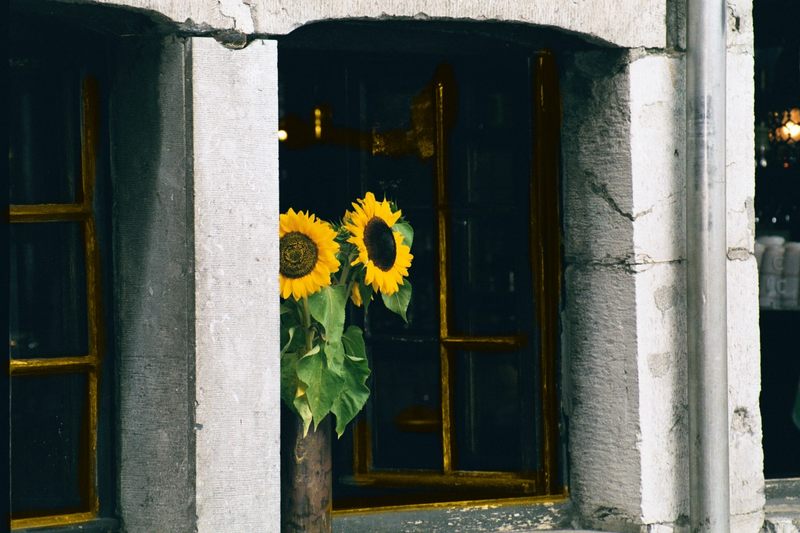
[112,36,197,532]
[65,0,668,48]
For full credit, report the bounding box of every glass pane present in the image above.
[9,63,81,204]
[453,351,537,472]
[369,340,442,470]
[450,209,535,336]
[9,222,88,359]
[11,373,90,517]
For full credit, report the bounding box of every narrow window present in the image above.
[279,22,563,508]
[9,26,113,529]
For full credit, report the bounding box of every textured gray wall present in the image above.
[112,36,197,532]
[560,49,644,531]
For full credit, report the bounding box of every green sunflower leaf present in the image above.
[332,327,371,437]
[342,325,367,361]
[325,339,346,374]
[296,345,345,430]
[381,279,412,323]
[281,322,306,358]
[308,285,347,346]
[280,301,303,353]
[393,221,414,249]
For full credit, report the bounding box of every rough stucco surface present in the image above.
[113,36,197,532]
[562,50,644,532]
[191,37,280,533]
[564,39,762,531]
[70,0,667,48]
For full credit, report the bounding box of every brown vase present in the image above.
[281,407,332,533]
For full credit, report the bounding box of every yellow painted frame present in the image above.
[10,77,103,530]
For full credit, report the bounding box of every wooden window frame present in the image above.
[10,77,105,530]
[339,52,563,509]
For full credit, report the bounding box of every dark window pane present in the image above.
[453,351,537,472]
[9,64,80,205]
[11,373,90,517]
[369,340,442,470]
[450,209,535,336]
[9,222,88,359]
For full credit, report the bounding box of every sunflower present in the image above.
[279,208,340,300]
[345,192,413,295]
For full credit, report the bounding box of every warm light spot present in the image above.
[278,129,288,141]
[314,107,322,139]
[784,121,800,142]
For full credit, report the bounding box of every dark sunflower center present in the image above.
[280,231,318,279]
[364,217,397,272]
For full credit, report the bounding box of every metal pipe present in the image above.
[686,0,730,531]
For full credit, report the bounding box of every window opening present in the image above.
[754,0,800,480]
[9,45,109,529]
[279,23,563,509]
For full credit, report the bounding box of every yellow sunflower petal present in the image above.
[343,192,413,296]
[278,208,341,300]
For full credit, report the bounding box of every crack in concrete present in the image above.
[565,255,684,275]
[213,0,256,47]
[588,178,636,221]
[586,173,668,222]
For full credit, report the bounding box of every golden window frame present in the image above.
[339,52,564,511]
[10,77,105,530]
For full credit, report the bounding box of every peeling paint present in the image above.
[727,247,752,261]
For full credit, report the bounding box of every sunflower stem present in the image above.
[301,297,313,354]
[338,246,359,286]
[338,262,351,286]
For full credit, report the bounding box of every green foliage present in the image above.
[308,285,348,373]
[331,327,371,437]
[297,346,345,431]
[381,280,412,323]
[308,285,347,346]
[279,198,415,438]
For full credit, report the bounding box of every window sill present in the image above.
[764,477,800,531]
[14,518,119,533]
[333,496,572,532]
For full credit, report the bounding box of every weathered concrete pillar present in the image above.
[562,45,762,531]
[114,36,280,532]
[114,36,199,532]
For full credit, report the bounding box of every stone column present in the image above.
[191,36,280,532]
[562,42,762,532]
[114,36,280,532]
